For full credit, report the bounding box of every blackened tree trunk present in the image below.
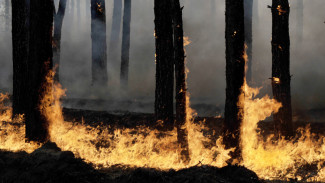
[91,0,108,86]
[108,0,122,64]
[224,0,245,161]
[12,0,29,118]
[154,0,174,130]
[271,0,293,138]
[171,0,190,163]
[5,0,10,31]
[244,0,253,83]
[53,0,67,83]
[296,0,303,43]
[26,0,54,142]
[120,0,131,89]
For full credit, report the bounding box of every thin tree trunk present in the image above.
[71,0,74,19]
[210,0,216,15]
[171,0,190,163]
[244,0,253,83]
[25,0,54,142]
[108,0,122,64]
[77,0,81,25]
[224,0,245,161]
[296,0,303,43]
[91,0,108,86]
[12,0,29,118]
[120,0,131,89]
[53,0,67,83]
[271,0,293,138]
[154,0,174,130]
[5,0,10,31]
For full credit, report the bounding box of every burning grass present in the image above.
[1,72,325,182]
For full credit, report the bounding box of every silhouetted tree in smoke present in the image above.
[154,0,174,130]
[12,0,29,118]
[296,0,303,43]
[108,0,122,66]
[5,0,10,31]
[91,0,108,86]
[77,0,81,25]
[71,0,75,19]
[244,0,253,83]
[171,0,190,163]
[53,0,67,83]
[120,0,131,89]
[271,0,294,138]
[25,0,54,142]
[224,0,246,161]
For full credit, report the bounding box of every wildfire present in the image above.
[2,47,325,182]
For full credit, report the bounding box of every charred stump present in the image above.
[120,0,131,89]
[271,0,294,138]
[224,0,246,161]
[53,0,67,83]
[12,0,29,118]
[25,0,54,142]
[171,0,190,163]
[154,0,174,131]
[91,0,108,86]
[244,0,253,84]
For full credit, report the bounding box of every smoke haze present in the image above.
[0,0,324,118]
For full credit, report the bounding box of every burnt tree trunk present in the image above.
[5,0,10,31]
[271,0,293,138]
[120,0,131,89]
[91,0,108,86]
[26,0,54,142]
[108,0,122,64]
[224,0,245,161]
[154,0,174,130]
[296,0,303,43]
[53,0,67,83]
[171,0,190,163]
[12,0,29,118]
[244,0,253,83]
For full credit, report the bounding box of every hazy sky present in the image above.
[0,0,324,114]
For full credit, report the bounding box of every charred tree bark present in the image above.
[26,0,54,142]
[171,0,190,163]
[224,0,245,161]
[91,0,108,86]
[12,0,29,118]
[296,0,303,43]
[154,0,174,130]
[244,0,253,83]
[5,0,10,31]
[120,0,131,89]
[108,0,122,64]
[53,0,67,83]
[271,0,293,138]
